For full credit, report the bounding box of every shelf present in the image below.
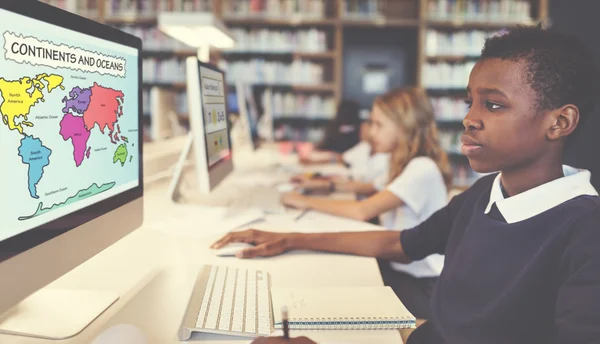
[143,112,188,120]
[142,50,197,58]
[142,82,187,90]
[223,16,336,27]
[274,117,333,126]
[426,19,535,29]
[104,16,158,25]
[341,18,419,28]
[220,51,336,60]
[229,83,335,92]
[426,55,480,63]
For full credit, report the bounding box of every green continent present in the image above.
[18,182,116,220]
[113,143,128,166]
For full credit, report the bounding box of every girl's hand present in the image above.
[210,229,292,259]
[281,192,309,209]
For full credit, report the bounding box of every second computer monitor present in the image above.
[185,57,233,194]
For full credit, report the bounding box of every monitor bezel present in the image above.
[197,61,233,172]
[0,0,144,262]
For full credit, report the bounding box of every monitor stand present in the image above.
[0,289,119,339]
[167,131,195,202]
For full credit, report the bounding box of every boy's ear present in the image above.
[547,105,580,141]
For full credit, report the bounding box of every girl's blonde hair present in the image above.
[374,88,453,189]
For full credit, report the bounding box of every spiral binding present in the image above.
[276,316,416,330]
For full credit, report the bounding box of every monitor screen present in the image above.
[227,92,239,114]
[0,8,140,244]
[199,65,230,168]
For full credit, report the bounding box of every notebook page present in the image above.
[272,286,414,324]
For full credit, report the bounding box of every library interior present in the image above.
[1,1,600,344]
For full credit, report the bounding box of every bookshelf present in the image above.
[42,0,549,187]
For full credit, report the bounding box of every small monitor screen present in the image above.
[0,8,140,243]
[227,92,239,114]
[198,65,230,167]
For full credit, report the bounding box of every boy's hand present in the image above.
[281,192,309,209]
[251,336,317,344]
[210,229,292,258]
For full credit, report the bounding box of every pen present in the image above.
[282,305,290,339]
[294,209,308,222]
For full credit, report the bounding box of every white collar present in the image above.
[485,165,598,223]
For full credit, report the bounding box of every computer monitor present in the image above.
[236,82,260,150]
[170,57,233,196]
[0,0,142,339]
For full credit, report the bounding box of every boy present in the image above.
[213,26,600,343]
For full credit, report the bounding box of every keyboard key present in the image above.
[193,266,272,336]
[245,271,257,333]
[205,267,227,329]
[196,265,217,328]
[218,269,237,331]
[231,269,247,332]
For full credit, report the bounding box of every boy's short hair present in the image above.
[481,26,599,139]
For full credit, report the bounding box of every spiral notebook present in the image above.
[272,286,416,330]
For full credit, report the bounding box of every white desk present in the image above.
[0,145,402,344]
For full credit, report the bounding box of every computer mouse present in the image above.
[91,324,148,344]
[213,242,254,257]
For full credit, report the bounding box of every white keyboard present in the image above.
[178,266,274,340]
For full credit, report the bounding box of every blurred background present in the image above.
[38,0,600,191]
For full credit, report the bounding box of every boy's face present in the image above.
[463,58,550,173]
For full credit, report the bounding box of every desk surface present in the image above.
[0,145,402,344]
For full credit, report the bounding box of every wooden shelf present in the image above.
[223,17,337,27]
[220,51,336,60]
[142,82,187,90]
[142,50,197,58]
[426,55,480,63]
[426,19,535,29]
[274,117,333,126]
[341,18,419,28]
[230,83,335,92]
[104,16,158,25]
[143,112,188,120]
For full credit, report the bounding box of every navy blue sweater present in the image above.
[401,174,600,344]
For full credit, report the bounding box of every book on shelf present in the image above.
[426,29,502,57]
[342,0,382,18]
[116,26,192,51]
[143,57,187,83]
[422,61,474,89]
[223,28,328,54]
[270,92,335,118]
[274,125,326,143]
[220,59,325,86]
[104,0,212,18]
[222,0,326,19]
[431,97,469,122]
[426,0,533,23]
[42,0,100,18]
